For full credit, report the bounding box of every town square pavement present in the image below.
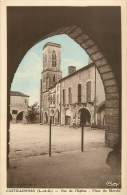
[8,123,121,188]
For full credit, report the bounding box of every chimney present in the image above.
[68,66,76,75]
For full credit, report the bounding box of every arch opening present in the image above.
[65,109,73,126]
[79,108,91,127]
[16,111,24,121]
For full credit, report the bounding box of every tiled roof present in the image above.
[10,91,29,97]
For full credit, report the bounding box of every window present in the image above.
[53,75,55,82]
[50,95,53,104]
[68,87,72,104]
[52,50,57,67]
[12,110,18,114]
[48,94,51,104]
[78,84,81,103]
[46,76,49,89]
[53,94,55,104]
[86,81,91,102]
[24,99,28,105]
[63,89,65,105]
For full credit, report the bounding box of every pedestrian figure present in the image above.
[72,117,76,128]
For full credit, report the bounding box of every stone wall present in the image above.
[10,95,29,123]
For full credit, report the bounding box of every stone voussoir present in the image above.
[64,25,78,34]
[105,86,118,93]
[101,72,115,80]
[105,125,120,132]
[95,58,108,66]
[81,39,95,49]
[106,93,119,100]
[91,52,104,61]
[105,108,119,116]
[76,34,89,43]
[105,99,119,108]
[86,45,99,55]
[105,116,120,126]
[55,26,68,34]
[68,27,82,38]
[98,65,112,74]
[104,79,117,87]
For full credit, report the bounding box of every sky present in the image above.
[11,34,89,105]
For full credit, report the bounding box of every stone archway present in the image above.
[79,107,91,126]
[9,25,120,147]
[8,25,120,148]
[6,7,121,180]
[65,109,73,125]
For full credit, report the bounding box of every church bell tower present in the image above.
[41,42,62,92]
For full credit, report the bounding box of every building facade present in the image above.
[40,42,105,128]
[10,91,29,123]
[40,42,62,124]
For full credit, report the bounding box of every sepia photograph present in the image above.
[0,0,127,194]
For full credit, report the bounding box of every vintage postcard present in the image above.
[0,0,127,194]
